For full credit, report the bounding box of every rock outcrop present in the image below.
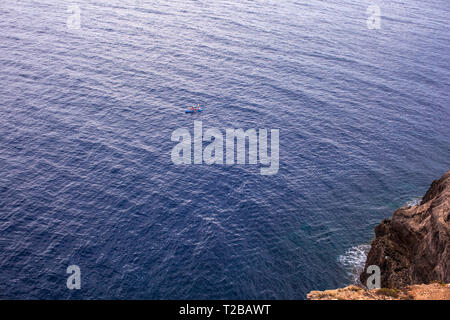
[307,170,450,300]
[360,170,450,288]
[307,283,450,300]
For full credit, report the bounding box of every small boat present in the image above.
[185,108,203,113]
[185,105,203,113]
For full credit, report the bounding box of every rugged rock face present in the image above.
[360,170,450,288]
[307,283,450,300]
[307,171,450,300]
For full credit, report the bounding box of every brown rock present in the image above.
[307,283,450,300]
[360,170,450,288]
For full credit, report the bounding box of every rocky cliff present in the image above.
[360,170,450,288]
[307,170,450,300]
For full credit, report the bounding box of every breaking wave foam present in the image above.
[403,197,422,208]
[338,244,371,284]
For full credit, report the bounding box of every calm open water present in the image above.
[0,0,449,299]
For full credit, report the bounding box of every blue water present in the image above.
[0,0,449,299]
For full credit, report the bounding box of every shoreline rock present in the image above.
[307,283,449,300]
[307,170,450,300]
[360,170,449,288]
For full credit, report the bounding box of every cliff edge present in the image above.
[307,170,450,300]
[360,170,450,288]
[307,283,449,300]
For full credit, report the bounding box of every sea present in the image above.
[0,0,449,299]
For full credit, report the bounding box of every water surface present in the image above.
[0,0,449,299]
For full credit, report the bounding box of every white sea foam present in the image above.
[338,244,371,284]
[339,197,421,285]
[403,197,422,208]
